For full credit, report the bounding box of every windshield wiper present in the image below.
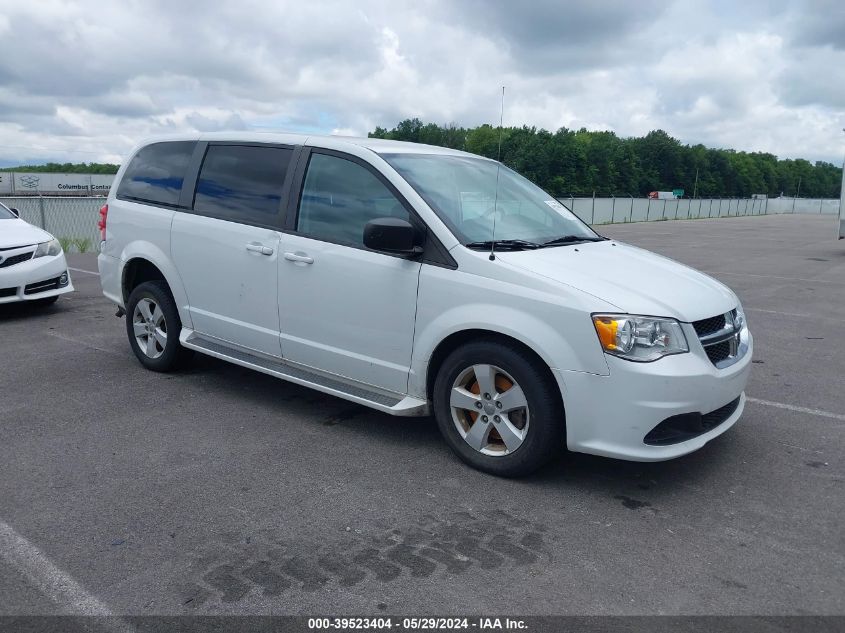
[540,235,607,248]
[465,239,543,251]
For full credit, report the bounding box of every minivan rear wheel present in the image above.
[432,340,564,477]
[125,280,192,372]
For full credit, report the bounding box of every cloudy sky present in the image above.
[0,0,843,166]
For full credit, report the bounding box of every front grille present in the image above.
[693,309,744,368]
[24,276,61,295]
[692,314,725,336]
[0,287,17,298]
[644,396,742,445]
[0,251,33,268]
[705,339,732,364]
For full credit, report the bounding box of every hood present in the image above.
[0,218,52,249]
[497,240,737,322]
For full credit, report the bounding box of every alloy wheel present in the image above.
[449,364,529,456]
[132,297,167,359]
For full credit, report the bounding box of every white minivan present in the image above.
[98,133,752,476]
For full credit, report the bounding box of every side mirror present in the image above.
[9,207,19,217]
[363,217,423,257]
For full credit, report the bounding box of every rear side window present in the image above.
[296,153,409,247]
[193,144,293,225]
[117,141,196,207]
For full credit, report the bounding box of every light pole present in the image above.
[839,129,845,236]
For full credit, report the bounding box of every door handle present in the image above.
[284,252,314,264]
[246,242,274,256]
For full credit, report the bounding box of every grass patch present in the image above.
[57,236,93,253]
[72,237,92,253]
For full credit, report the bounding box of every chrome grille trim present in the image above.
[0,244,36,251]
[693,308,748,369]
[0,250,34,268]
[699,325,740,345]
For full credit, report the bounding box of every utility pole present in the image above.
[692,168,699,199]
[839,129,845,237]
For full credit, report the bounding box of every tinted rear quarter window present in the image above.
[193,144,293,225]
[117,141,196,207]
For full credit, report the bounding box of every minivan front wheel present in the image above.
[433,340,564,477]
[125,281,192,371]
[449,364,529,456]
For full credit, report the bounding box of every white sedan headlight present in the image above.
[592,314,689,362]
[33,239,62,258]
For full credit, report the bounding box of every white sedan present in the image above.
[0,202,73,305]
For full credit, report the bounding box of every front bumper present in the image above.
[0,252,74,304]
[555,327,753,461]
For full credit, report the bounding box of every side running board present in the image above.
[180,330,429,417]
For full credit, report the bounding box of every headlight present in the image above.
[33,239,62,258]
[592,314,689,362]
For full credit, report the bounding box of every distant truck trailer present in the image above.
[648,191,680,200]
[0,172,114,196]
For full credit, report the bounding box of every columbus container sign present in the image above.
[0,172,115,195]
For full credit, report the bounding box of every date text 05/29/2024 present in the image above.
[307,617,528,630]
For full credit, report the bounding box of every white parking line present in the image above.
[746,308,812,318]
[746,397,845,422]
[44,331,123,357]
[68,267,100,276]
[0,520,127,621]
[703,270,845,285]
[744,308,845,324]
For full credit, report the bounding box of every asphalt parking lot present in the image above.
[0,213,843,616]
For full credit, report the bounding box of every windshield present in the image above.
[383,153,597,245]
[0,202,16,220]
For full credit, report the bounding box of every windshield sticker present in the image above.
[544,200,566,211]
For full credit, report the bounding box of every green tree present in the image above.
[369,120,841,198]
[1,162,120,174]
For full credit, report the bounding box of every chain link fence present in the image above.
[561,196,840,225]
[1,196,103,252]
[1,195,840,250]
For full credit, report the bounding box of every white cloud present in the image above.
[0,0,841,165]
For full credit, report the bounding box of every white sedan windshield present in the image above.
[383,154,597,245]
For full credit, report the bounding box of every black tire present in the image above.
[432,339,565,477]
[125,280,193,372]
